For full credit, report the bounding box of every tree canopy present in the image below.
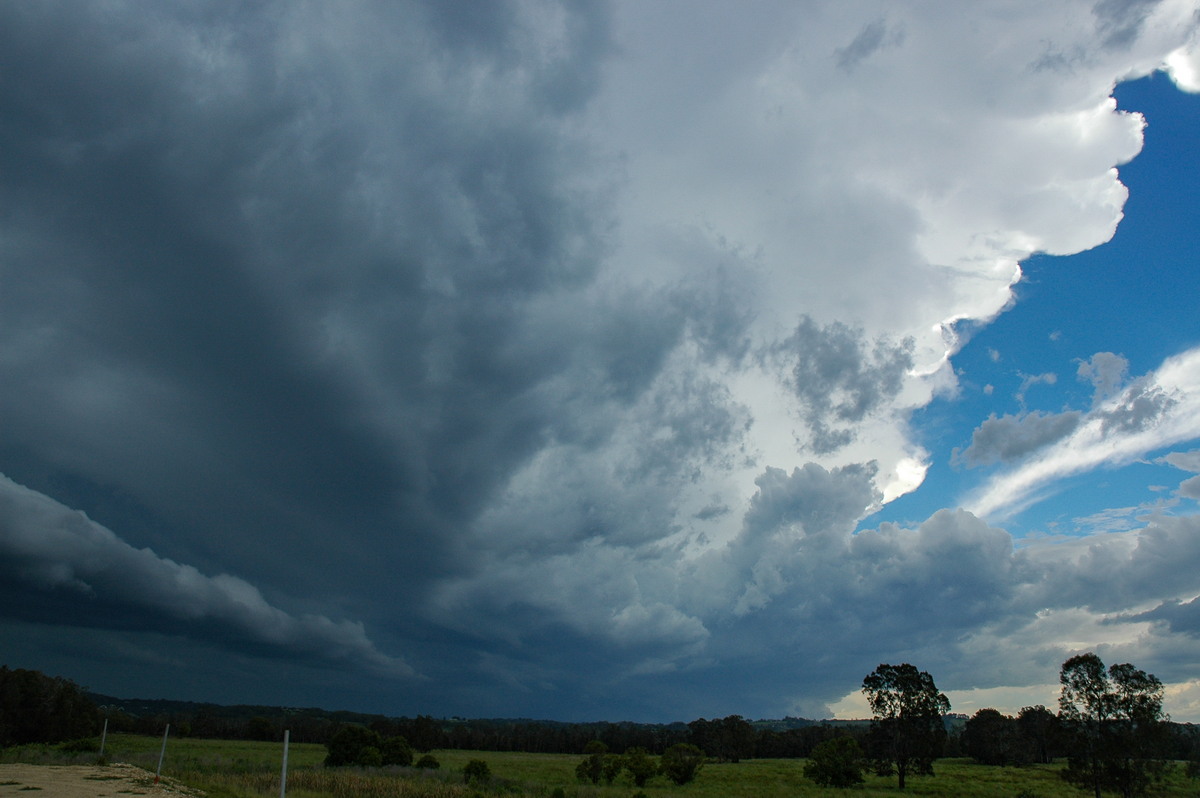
[1058,653,1168,798]
[862,663,950,790]
[0,666,99,747]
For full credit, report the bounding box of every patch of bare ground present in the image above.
[0,763,203,798]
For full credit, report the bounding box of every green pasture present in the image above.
[3,734,1197,797]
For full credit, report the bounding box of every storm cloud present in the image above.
[2,0,1200,721]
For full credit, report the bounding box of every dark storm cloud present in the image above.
[0,0,628,674]
[956,410,1083,467]
[0,473,409,675]
[775,316,914,453]
[3,0,1199,723]
[0,0,770,715]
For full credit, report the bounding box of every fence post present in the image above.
[280,729,290,798]
[155,724,169,784]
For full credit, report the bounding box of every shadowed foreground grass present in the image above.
[3,734,1198,797]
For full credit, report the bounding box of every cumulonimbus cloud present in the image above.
[1,0,1200,719]
[0,472,412,677]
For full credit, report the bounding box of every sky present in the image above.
[2,0,1200,725]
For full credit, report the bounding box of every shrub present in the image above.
[324,725,382,767]
[463,758,490,784]
[575,740,607,783]
[415,753,441,769]
[356,745,383,767]
[380,735,413,766]
[660,742,705,785]
[623,746,658,787]
[803,736,866,788]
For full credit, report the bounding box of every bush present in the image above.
[575,740,608,784]
[380,735,413,766]
[357,745,383,767]
[623,747,658,787]
[660,742,705,785]
[324,725,382,767]
[803,736,866,788]
[463,759,491,784]
[415,754,440,769]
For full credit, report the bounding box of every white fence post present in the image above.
[155,724,169,783]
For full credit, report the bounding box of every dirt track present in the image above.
[0,763,202,798]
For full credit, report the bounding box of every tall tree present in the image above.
[1058,653,1168,798]
[861,663,950,790]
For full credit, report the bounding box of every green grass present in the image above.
[3,736,1198,797]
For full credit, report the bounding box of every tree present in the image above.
[862,663,950,789]
[803,736,865,788]
[962,708,1027,766]
[404,715,447,752]
[660,742,705,785]
[1058,653,1168,798]
[688,715,756,762]
[1016,705,1059,764]
[716,715,757,762]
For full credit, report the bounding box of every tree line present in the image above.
[6,657,1200,796]
[803,656,1200,795]
[0,666,99,747]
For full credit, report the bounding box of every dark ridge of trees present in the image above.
[959,705,1067,767]
[0,666,100,746]
[687,715,756,761]
[83,691,873,758]
[0,657,1167,776]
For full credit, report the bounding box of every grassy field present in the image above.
[3,734,1198,797]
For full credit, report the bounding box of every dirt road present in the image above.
[0,763,202,798]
